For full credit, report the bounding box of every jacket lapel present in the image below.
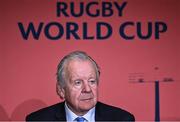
[95,102,104,121]
[55,102,66,121]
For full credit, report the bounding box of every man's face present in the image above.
[61,60,98,115]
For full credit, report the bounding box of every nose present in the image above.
[82,83,91,92]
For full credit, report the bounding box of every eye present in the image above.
[89,79,97,85]
[74,80,82,86]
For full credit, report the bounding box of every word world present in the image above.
[18,1,167,41]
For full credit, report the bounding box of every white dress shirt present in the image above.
[65,102,95,122]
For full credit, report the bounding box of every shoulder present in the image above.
[26,102,65,121]
[95,102,135,121]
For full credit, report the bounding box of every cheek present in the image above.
[68,88,82,100]
[92,87,98,97]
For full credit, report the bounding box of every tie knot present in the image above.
[76,117,85,122]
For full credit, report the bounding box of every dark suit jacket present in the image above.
[26,101,135,121]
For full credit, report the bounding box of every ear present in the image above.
[56,82,65,99]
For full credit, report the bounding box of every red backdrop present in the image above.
[0,0,180,121]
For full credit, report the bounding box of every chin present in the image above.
[79,100,96,110]
[79,106,93,112]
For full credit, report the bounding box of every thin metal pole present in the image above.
[155,81,160,122]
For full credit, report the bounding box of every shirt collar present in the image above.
[65,102,95,122]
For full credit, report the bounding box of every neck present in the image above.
[67,104,89,116]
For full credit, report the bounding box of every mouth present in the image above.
[80,98,93,101]
[80,93,94,101]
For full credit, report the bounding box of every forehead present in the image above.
[66,59,96,78]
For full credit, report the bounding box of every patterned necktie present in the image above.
[76,117,85,122]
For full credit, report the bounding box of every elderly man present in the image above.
[26,51,135,121]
